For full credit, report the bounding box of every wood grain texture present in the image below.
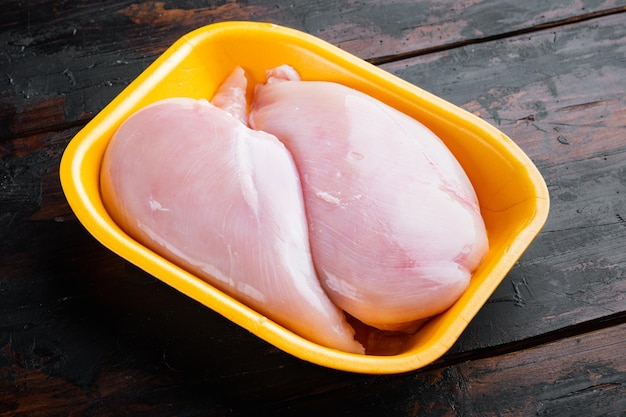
[254,324,626,417]
[2,1,626,415]
[2,0,626,140]
[2,254,623,417]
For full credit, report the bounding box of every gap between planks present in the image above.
[367,5,626,65]
[429,310,626,370]
[12,6,626,141]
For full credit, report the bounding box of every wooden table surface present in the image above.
[2,1,626,415]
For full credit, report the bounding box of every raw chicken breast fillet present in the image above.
[250,65,489,331]
[100,67,363,353]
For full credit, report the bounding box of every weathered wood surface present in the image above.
[2,1,626,140]
[1,0,626,415]
[1,257,624,416]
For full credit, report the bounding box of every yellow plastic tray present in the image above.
[60,21,549,374]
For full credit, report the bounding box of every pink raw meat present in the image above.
[100,67,364,353]
[250,65,489,331]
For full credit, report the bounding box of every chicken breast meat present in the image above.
[250,65,489,331]
[101,64,488,354]
[100,67,364,354]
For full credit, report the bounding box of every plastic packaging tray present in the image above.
[60,22,549,374]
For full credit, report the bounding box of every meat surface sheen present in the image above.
[250,65,489,331]
[100,68,363,353]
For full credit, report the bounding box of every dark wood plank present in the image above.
[2,2,626,415]
[274,324,626,417]
[0,218,363,415]
[2,247,623,417]
[450,324,626,417]
[2,0,625,140]
[380,11,626,352]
